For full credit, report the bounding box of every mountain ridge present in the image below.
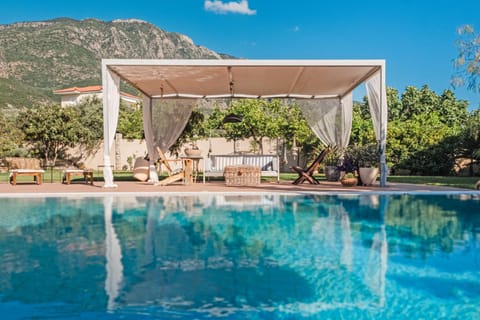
[0,17,232,109]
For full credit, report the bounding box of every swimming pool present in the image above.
[0,193,478,319]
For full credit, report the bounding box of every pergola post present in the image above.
[379,66,388,187]
[102,62,120,188]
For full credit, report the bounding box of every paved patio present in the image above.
[0,179,475,195]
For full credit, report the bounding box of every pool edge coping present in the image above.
[1,190,479,198]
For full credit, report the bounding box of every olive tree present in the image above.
[204,99,314,156]
[17,104,83,164]
[0,113,24,157]
[452,25,480,94]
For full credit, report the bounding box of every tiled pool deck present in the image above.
[0,179,477,195]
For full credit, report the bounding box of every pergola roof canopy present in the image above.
[101,58,388,187]
[105,59,384,99]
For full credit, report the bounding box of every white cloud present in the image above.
[293,26,300,32]
[204,0,256,15]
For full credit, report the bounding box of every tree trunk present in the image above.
[470,156,474,176]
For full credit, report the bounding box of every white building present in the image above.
[53,85,140,107]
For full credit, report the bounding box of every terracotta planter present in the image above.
[340,177,358,187]
[359,167,379,186]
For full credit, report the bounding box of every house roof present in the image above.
[103,59,384,99]
[53,85,103,94]
[53,85,139,101]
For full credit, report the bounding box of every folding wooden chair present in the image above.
[155,147,193,186]
[291,148,330,185]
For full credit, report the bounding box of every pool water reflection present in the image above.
[0,194,478,319]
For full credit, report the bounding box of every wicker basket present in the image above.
[224,165,261,186]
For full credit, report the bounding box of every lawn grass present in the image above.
[0,170,478,189]
[387,175,479,190]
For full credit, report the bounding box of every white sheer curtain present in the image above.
[142,95,159,183]
[102,68,120,188]
[366,71,388,186]
[151,98,195,156]
[366,72,387,142]
[298,93,353,149]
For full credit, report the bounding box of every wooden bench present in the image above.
[62,169,94,185]
[5,157,45,186]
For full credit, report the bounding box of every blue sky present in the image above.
[1,0,479,110]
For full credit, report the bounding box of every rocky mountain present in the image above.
[0,18,230,110]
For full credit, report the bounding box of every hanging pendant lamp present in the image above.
[222,113,243,124]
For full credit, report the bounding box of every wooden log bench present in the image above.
[6,157,45,186]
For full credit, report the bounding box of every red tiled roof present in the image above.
[53,85,139,101]
[53,85,103,94]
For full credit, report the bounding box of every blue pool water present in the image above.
[0,193,479,319]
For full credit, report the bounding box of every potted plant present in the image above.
[337,150,359,186]
[340,172,358,187]
[354,143,380,186]
[323,148,342,181]
[184,142,201,157]
[184,133,202,157]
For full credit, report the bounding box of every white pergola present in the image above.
[101,59,388,187]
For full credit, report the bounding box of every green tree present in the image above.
[452,25,480,94]
[17,104,83,164]
[350,101,375,146]
[438,89,469,126]
[399,86,421,120]
[203,99,316,162]
[206,99,280,154]
[390,112,459,175]
[458,110,480,175]
[381,85,469,174]
[0,113,24,157]
[275,101,315,156]
[399,85,439,119]
[75,97,104,151]
[386,87,403,121]
[169,109,207,155]
[117,103,144,140]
